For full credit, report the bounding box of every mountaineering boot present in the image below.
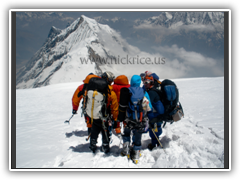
[101,143,110,154]
[130,149,141,164]
[121,141,130,158]
[147,143,159,151]
[89,139,97,153]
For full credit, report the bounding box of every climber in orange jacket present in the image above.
[72,73,100,135]
[88,71,119,153]
[112,75,131,103]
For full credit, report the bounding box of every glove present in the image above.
[72,109,77,114]
[125,120,135,130]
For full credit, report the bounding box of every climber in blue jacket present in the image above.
[143,74,165,150]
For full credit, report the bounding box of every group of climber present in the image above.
[71,71,184,164]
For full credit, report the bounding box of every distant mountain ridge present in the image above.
[133,12,224,57]
[16,12,74,21]
[135,12,224,28]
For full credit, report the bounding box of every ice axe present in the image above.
[64,114,74,124]
[150,128,166,153]
[86,133,91,141]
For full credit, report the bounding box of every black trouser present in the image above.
[122,126,142,150]
[84,114,91,135]
[90,119,110,151]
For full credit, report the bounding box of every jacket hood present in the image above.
[114,75,129,85]
[130,75,141,87]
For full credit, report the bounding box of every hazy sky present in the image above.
[63,11,164,21]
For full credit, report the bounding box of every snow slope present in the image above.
[16,77,225,169]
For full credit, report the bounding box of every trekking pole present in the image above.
[108,119,113,144]
[150,128,166,153]
[64,114,74,124]
[86,133,91,141]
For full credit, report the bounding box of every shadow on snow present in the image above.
[65,130,88,138]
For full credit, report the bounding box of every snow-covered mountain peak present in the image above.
[16,15,135,89]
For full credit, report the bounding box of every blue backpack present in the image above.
[152,79,184,122]
[127,87,145,122]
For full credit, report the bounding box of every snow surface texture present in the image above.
[16,77,224,168]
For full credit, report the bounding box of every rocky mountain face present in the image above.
[16,15,137,89]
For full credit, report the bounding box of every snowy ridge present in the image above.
[135,12,224,30]
[16,77,224,168]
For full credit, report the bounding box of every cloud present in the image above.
[133,24,179,37]
[156,44,217,68]
[22,23,29,28]
[129,22,224,79]
[96,26,223,80]
[134,23,217,35]
[152,45,223,78]
[182,24,216,32]
[100,50,188,80]
[107,44,223,80]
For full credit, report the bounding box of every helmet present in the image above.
[144,71,153,80]
[101,71,115,84]
[145,71,152,76]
